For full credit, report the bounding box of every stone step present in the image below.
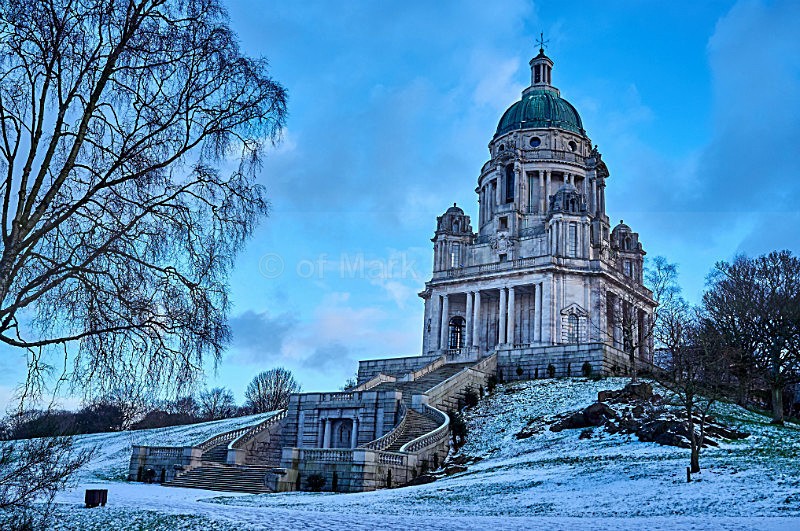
[384,410,441,452]
[166,464,276,494]
[201,442,229,464]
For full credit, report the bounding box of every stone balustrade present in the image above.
[360,403,407,451]
[399,405,449,454]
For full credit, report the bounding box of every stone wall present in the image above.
[419,355,497,412]
[275,442,450,493]
[496,342,632,380]
[128,446,201,483]
[228,417,287,467]
[281,390,403,450]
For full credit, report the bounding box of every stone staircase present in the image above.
[201,442,228,464]
[384,409,440,452]
[166,462,275,494]
[372,362,473,406]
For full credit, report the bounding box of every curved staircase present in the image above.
[383,409,440,452]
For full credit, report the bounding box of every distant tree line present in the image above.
[1,368,300,441]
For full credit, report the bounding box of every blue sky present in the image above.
[3,0,800,407]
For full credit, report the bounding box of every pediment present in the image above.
[560,303,589,317]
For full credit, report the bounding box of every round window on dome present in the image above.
[529,137,541,148]
[568,140,578,152]
[498,144,505,152]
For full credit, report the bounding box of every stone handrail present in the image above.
[361,403,407,451]
[228,409,287,451]
[350,373,396,392]
[423,353,497,405]
[196,425,250,453]
[376,451,407,466]
[399,405,449,454]
[399,356,445,382]
[480,149,586,175]
[141,446,184,458]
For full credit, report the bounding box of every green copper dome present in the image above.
[495,89,584,136]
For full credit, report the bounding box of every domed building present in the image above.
[131,46,660,496]
[419,46,656,376]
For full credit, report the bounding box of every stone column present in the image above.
[600,182,606,213]
[538,171,545,213]
[472,291,481,347]
[495,174,502,206]
[297,411,305,448]
[507,286,516,346]
[322,419,331,449]
[531,282,542,343]
[465,291,473,348]
[439,294,449,349]
[498,288,507,345]
[545,170,551,211]
[350,418,359,449]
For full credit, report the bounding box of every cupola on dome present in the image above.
[495,47,584,137]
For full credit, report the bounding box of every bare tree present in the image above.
[244,368,300,414]
[0,436,91,529]
[0,0,285,522]
[654,304,731,474]
[703,251,800,424]
[198,386,236,420]
[0,0,286,402]
[590,256,676,381]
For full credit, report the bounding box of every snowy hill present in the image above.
[49,378,800,530]
[68,411,280,482]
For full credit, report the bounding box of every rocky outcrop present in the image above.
[527,383,750,449]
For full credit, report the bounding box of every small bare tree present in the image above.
[655,303,730,474]
[244,368,300,414]
[198,386,236,420]
[590,256,676,381]
[0,436,91,529]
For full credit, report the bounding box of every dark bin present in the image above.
[85,489,108,508]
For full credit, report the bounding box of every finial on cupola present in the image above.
[529,32,554,89]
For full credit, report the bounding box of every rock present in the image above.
[551,402,617,432]
[579,428,593,439]
[623,382,653,400]
[515,426,538,439]
[632,405,645,418]
[598,390,611,402]
[404,474,437,486]
[636,419,691,448]
[444,465,468,476]
[448,455,481,466]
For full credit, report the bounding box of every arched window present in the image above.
[450,243,461,268]
[568,314,579,343]
[448,316,465,349]
[505,165,515,203]
[568,223,578,257]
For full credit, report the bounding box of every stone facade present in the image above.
[419,47,656,376]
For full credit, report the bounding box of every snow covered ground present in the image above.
[50,378,800,530]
